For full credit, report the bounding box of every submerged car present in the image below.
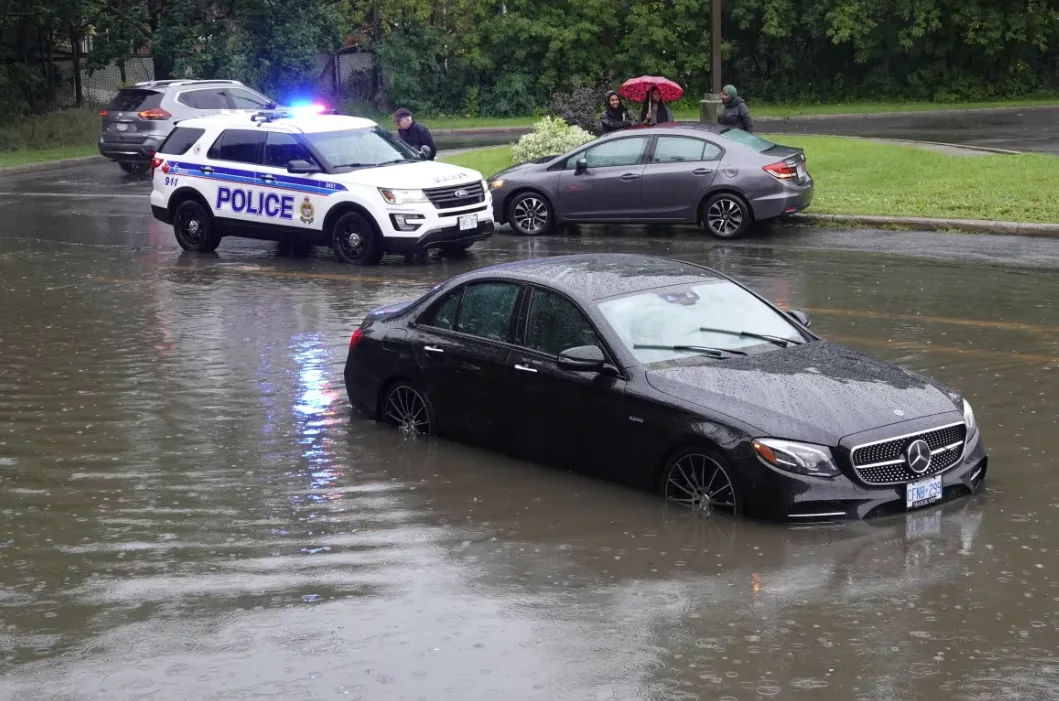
[343,254,987,522]
[487,124,813,239]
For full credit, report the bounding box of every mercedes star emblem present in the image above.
[905,439,932,474]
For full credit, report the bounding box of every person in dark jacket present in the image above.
[600,91,633,134]
[718,85,753,132]
[394,108,436,160]
[639,86,674,125]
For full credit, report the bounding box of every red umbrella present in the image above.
[618,76,684,103]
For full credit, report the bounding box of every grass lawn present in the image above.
[441,137,1059,224]
[0,145,98,168]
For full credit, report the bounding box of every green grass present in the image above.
[0,145,98,168]
[441,137,1059,224]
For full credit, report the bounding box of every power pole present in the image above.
[700,0,723,122]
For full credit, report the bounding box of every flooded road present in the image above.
[2,164,1059,700]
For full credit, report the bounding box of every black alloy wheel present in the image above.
[660,448,740,517]
[173,200,221,252]
[381,382,437,436]
[332,211,384,265]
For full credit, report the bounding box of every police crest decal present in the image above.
[299,197,315,225]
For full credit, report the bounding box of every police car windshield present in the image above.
[304,127,420,170]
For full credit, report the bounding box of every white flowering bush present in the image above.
[511,116,594,163]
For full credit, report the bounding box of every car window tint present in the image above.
[178,89,228,110]
[525,289,600,357]
[228,89,270,110]
[264,132,313,169]
[653,137,712,163]
[208,129,265,164]
[423,290,462,330]
[454,283,520,341]
[158,127,205,155]
[107,89,162,112]
[570,137,648,169]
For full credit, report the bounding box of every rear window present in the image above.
[720,128,776,153]
[158,127,206,155]
[107,89,162,112]
[207,129,266,164]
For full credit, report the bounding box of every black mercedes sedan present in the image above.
[343,254,987,522]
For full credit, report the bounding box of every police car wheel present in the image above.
[332,212,382,265]
[173,200,220,252]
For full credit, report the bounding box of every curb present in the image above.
[754,104,1059,123]
[0,155,106,177]
[791,213,1059,238]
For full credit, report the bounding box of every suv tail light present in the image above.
[349,328,364,350]
[763,161,799,180]
[100,109,108,117]
[138,108,171,120]
[150,157,164,178]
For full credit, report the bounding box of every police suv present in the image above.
[149,109,494,264]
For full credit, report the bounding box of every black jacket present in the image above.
[398,121,436,159]
[718,98,753,132]
[600,92,633,134]
[639,100,673,125]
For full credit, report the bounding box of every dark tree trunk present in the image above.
[71,26,83,106]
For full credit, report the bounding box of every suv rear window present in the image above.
[107,89,163,112]
[158,127,206,155]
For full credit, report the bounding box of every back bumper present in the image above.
[752,180,814,221]
[384,220,494,254]
[98,135,164,162]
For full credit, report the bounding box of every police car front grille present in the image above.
[850,422,967,485]
[424,183,485,210]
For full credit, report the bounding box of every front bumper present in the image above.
[384,220,494,254]
[740,428,987,522]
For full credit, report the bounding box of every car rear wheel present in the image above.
[659,447,740,518]
[381,382,437,436]
[173,200,221,252]
[332,211,383,265]
[702,193,751,239]
[509,193,553,236]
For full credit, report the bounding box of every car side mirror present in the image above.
[787,309,811,328]
[575,158,588,175]
[287,159,320,174]
[557,344,606,372]
[420,145,433,159]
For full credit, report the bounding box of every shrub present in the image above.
[548,83,609,135]
[511,116,594,163]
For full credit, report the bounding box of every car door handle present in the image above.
[261,174,275,183]
[514,364,537,373]
[424,345,444,355]
[201,166,214,175]
[619,173,641,182]
[692,168,713,176]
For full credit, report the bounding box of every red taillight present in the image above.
[763,161,798,180]
[100,109,108,117]
[150,157,164,178]
[138,107,171,120]
[349,328,364,350]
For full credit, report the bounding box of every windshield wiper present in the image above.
[633,344,748,358]
[698,327,802,348]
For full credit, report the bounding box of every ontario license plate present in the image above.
[458,214,477,231]
[906,475,942,510]
[115,123,129,132]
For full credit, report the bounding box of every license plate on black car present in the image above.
[906,475,942,509]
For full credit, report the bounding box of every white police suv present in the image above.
[149,109,494,264]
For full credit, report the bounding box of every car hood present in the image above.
[645,341,961,445]
[334,161,482,189]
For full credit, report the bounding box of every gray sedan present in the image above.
[487,124,813,239]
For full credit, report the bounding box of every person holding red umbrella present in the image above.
[619,76,682,126]
[640,86,674,125]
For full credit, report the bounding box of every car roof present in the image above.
[128,79,247,92]
[174,112,378,133]
[457,254,726,301]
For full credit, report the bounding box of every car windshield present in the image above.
[719,128,776,153]
[597,280,805,364]
[302,127,420,170]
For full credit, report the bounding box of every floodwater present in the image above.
[1,164,1059,700]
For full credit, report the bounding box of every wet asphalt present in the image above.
[1,163,1059,700]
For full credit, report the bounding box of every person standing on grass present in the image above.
[718,85,754,132]
[600,91,633,134]
[394,108,436,160]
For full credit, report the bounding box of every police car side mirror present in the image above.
[420,145,433,159]
[265,101,278,110]
[287,159,320,174]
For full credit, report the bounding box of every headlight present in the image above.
[489,178,506,190]
[963,399,977,435]
[752,438,841,478]
[379,188,428,205]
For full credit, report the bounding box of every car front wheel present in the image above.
[702,193,751,239]
[659,447,740,518]
[381,381,437,436]
[332,211,383,265]
[509,193,553,236]
[173,200,221,252]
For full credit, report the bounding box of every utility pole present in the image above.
[700,0,723,123]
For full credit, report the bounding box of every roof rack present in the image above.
[134,79,243,89]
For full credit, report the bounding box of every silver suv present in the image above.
[98,79,276,173]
